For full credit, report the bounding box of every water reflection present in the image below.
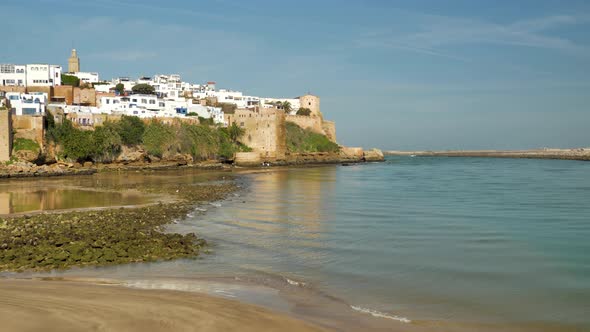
[0,187,149,215]
[0,169,231,215]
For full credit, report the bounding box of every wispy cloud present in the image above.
[357,12,590,60]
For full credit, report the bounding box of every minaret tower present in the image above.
[68,49,80,73]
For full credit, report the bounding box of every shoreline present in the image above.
[0,153,384,180]
[385,148,590,161]
[0,278,328,332]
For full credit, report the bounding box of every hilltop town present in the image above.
[0,49,382,174]
[0,49,382,175]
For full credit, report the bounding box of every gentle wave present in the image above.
[350,305,411,323]
[283,277,307,287]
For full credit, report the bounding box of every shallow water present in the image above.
[6,158,590,331]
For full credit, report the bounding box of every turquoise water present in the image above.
[182,157,590,329]
[16,157,590,330]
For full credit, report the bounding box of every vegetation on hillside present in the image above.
[45,113,250,162]
[285,122,339,153]
[13,138,40,152]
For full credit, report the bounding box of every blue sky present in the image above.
[2,0,590,150]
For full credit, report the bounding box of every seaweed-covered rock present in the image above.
[0,181,236,272]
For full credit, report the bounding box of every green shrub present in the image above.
[117,115,145,145]
[61,74,80,87]
[286,122,340,153]
[142,121,176,157]
[92,123,122,162]
[13,138,40,152]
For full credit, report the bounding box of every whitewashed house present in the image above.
[6,92,48,115]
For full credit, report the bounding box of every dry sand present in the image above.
[0,279,328,332]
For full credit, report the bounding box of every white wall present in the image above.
[0,64,26,86]
[6,92,47,115]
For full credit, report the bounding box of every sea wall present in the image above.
[234,152,262,166]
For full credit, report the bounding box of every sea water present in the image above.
[15,157,590,330]
[178,157,590,329]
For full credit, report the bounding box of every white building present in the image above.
[70,71,100,84]
[1,63,61,87]
[25,64,62,87]
[0,64,26,86]
[260,97,300,114]
[5,92,48,115]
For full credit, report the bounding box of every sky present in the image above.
[1,0,589,150]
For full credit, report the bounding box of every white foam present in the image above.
[284,277,306,287]
[209,202,222,208]
[350,305,411,323]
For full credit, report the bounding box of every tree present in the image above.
[282,101,292,113]
[296,108,312,116]
[117,115,145,145]
[61,74,80,87]
[131,83,155,95]
[115,83,125,96]
[227,123,245,143]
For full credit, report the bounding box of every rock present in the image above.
[14,150,39,163]
[364,148,385,162]
[116,146,147,163]
[83,161,93,168]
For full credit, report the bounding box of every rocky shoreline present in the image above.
[0,176,237,272]
[1,148,386,179]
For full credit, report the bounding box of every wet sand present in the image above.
[0,279,327,332]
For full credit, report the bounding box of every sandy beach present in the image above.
[0,278,327,332]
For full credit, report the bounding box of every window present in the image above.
[141,99,147,104]
[149,100,155,104]
[106,99,110,104]
[240,122,244,127]
[132,98,137,102]
[159,102,165,107]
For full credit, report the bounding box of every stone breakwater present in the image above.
[385,148,590,161]
[0,180,237,272]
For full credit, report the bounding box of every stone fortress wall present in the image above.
[226,107,286,160]
[0,98,12,162]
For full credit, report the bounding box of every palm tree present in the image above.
[228,123,245,143]
[282,101,292,113]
